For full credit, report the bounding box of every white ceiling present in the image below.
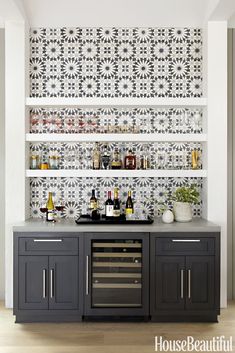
[22,0,209,28]
[0,0,235,28]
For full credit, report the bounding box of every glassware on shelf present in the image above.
[191,150,201,170]
[30,113,39,132]
[39,201,48,222]
[30,154,40,169]
[155,150,168,169]
[140,144,150,170]
[193,110,202,131]
[64,116,74,133]
[48,154,60,169]
[55,115,63,133]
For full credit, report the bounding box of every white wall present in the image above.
[207,21,227,307]
[5,21,27,307]
[0,29,5,300]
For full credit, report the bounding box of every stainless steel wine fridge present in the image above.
[84,233,149,317]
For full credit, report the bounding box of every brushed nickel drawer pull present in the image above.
[180,269,184,299]
[172,239,201,242]
[33,239,63,242]
[188,269,191,299]
[42,269,46,298]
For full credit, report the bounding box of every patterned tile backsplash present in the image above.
[30,177,203,219]
[29,27,204,219]
[30,27,202,98]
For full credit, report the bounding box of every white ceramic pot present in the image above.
[162,209,174,224]
[173,202,192,222]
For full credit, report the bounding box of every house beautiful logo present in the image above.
[155,336,233,352]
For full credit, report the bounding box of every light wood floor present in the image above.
[0,302,235,353]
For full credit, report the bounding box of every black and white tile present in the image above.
[29,27,204,219]
[30,27,203,98]
[30,177,203,219]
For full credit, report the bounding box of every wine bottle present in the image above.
[92,143,100,170]
[46,192,55,222]
[113,188,121,218]
[126,191,134,215]
[89,189,97,210]
[105,191,114,219]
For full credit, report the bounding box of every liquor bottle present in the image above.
[113,188,121,218]
[140,145,150,170]
[46,192,55,222]
[126,191,134,215]
[111,148,122,169]
[89,189,97,210]
[101,145,111,170]
[92,143,100,170]
[124,150,136,170]
[105,191,114,219]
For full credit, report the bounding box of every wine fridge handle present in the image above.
[180,269,184,299]
[42,269,46,299]
[188,269,191,299]
[86,256,89,295]
[50,269,54,298]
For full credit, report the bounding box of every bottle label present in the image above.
[113,209,121,217]
[106,205,113,217]
[126,208,133,215]
[90,200,97,210]
[47,211,54,221]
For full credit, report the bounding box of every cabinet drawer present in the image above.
[155,237,215,255]
[19,237,78,255]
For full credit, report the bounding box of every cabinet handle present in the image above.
[50,269,54,298]
[33,239,62,242]
[86,256,89,295]
[188,269,191,299]
[172,239,200,242]
[42,269,46,298]
[180,269,184,299]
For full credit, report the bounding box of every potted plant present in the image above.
[172,185,200,222]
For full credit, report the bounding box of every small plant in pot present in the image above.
[172,185,200,222]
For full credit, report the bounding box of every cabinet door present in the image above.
[19,256,48,310]
[154,256,185,311]
[49,256,79,310]
[185,256,215,310]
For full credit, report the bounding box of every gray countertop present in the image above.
[13,218,220,233]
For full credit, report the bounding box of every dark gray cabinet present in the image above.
[19,255,79,311]
[19,256,48,310]
[14,230,220,323]
[150,233,220,322]
[49,256,79,310]
[14,233,83,322]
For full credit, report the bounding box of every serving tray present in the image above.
[75,214,154,225]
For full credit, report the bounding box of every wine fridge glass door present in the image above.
[91,240,143,308]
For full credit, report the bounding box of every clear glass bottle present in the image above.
[140,145,150,170]
[101,145,111,170]
[111,148,122,169]
[92,143,100,170]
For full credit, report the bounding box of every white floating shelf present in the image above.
[26,169,207,178]
[26,133,207,142]
[26,97,207,108]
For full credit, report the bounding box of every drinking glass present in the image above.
[156,150,168,169]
